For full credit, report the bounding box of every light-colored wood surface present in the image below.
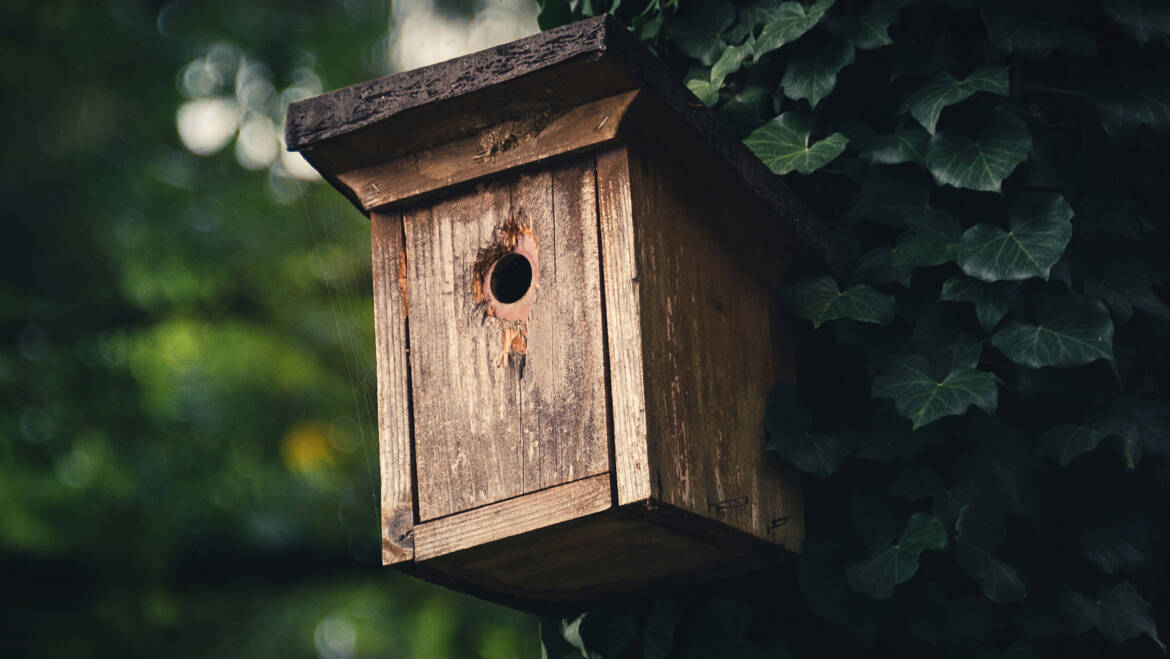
[595,146,652,506]
[625,138,804,548]
[413,473,612,561]
[371,210,415,565]
[339,91,639,211]
[404,157,609,521]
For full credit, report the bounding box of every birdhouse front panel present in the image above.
[401,157,610,521]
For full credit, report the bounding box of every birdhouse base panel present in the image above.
[395,474,790,612]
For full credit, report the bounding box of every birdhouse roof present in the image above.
[285,15,844,275]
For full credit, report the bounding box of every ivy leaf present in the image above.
[1060,582,1165,650]
[1101,0,1170,44]
[753,0,835,58]
[857,214,961,287]
[718,85,769,136]
[955,500,1027,604]
[891,464,946,501]
[686,43,752,106]
[912,314,983,373]
[903,67,1010,134]
[850,167,934,226]
[1084,274,1170,321]
[958,193,1074,282]
[829,1,902,50]
[1082,506,1157,577]
[765,384,851,477]
[862,121,930,165]
[782,38,856,108]
[873,355,999,430]
[780,276,895,328]
[990,295,1114,368]
[925,112,1031,192]
[1095,75,1170,143]
[643,598,681,659]
[745,113,849,175]
[1089,398,1170,459]
[854,405,944,462]
[1037,425,1110,466]
[982,5,1096,59]
[665,0,737,65]
[940,275,1021,331]
[846,513,948,599]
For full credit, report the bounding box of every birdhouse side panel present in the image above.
[371,209,415,565]
[626,140,805,549]
[403,158,610,522]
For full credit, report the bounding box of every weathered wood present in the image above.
[285,15,846,276]
[404,157,609,521]
[371,210,415,565]
[415,501,783,605]
[414,473,612,561]
[338,90,639,211]
[595,146,652,506]
[624,138,805,549]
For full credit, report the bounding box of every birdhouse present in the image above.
[285,15,841,609]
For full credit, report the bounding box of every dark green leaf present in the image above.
[829,1,901,50]
[536,0,575,30]
[852,491,899,553]
[854,406,944,462]
[643,597,681,659]
[955,500,1026,603]
[912,314,983,372]
[744,113,849,174]
[982,4,1096,59]
[925,112,1031,192]
[1101,0,1170,44]
[719,85,770,135]
[850,167,934,226]
[1084,274,1170,321]
[862,121,930,165]
[891,464,946,501]
[990,295,1114,368]
[846,513,948,599]
[872,355,999,429]
[1037,425,1108,466]
[1060,582,1165,649]
[958,193,1074,282]
[1081,507,1156,577]
[1095,75,1170,143]
[782,38,855,107]
[1089,398,1170,458]
[665,0,737,65]
[753,0,835,58]
[765,384,851,477]
[954,421,1043,517]
[780,276,895,328]
[903,67,1010,134]
[940,275,1021,331]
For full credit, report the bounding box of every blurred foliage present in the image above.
[0,0,535,656]
[537,0,1169,657]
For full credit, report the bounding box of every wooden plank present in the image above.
[519,160,610,492]
[625,139,805,549]
[595,146,651,505]
[405,158,610,521]
[338,90,638,211]
[287,15,845,277]
[414,473,612,561]
[371,210,415,565]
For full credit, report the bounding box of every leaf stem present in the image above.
[1020,85,1089,98]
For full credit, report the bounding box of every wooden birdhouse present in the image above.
[285,15,841,609]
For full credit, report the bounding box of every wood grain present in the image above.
[338,90,638,211]
[371,210,415,565]
[595,146,652,506]
[413,473,612,561]
[625,138,805,549]
[404,158,609,521]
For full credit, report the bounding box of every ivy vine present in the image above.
[537,0,1169,656]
